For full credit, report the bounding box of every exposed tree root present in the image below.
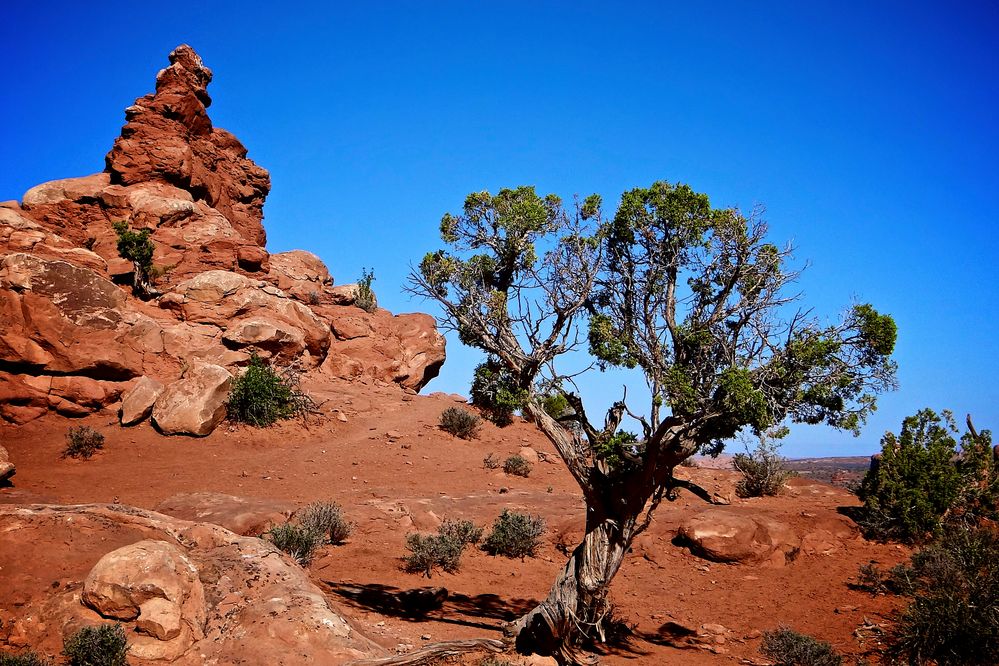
[345,638,509,665]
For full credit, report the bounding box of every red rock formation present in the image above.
[0,45,447,429]
[105,45,271,247]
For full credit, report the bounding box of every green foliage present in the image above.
[502,454,532,477]
[470,359,527,427]
[859,410,967,542]
[483,510,545,558]
[0,652,53,666]
[354,268,377,313]
[296,501,353,545]
[540,391,570,420]
[404,519,483,577]
[887,524,999,666]
[267,522,324,565]
[63,426,105,459]
[112,220,154,291]
[593,430,639,470]
[733,435,795,497]
[227,354,313,426]
[63,623,128,666]
[438,406,482,439]
[760,627,841,666]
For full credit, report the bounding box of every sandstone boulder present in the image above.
[120,376,165,426]
[0,445,13,482]
[0,253,141,379]
[82,539,206,657]
[266,250,332,302]
[676,509,800,565]
[152,364,232,436]
[319,308,445,391]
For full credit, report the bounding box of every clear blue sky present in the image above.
[2,1,997,457]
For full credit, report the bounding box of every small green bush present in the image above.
[404,519,483,577]
[63,426,105,459]
[760,627,841,666]
[267,522,324,565]
[483,453,501,469]
[733,438,795,497]
[439,407,481,439]
[858,409,967,542]
[112,220,154,296]
[63,623,128,666]
[503,454,532,478]
[540,391,570,419]
[296,501,353,545]
[354,268,377,313]
[0,651,53,666]
[470,359,526,427]
[227,353,313,426]
[887,523,999,666]
[483,510,545,558]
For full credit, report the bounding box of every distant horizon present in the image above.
[3,2,997,458]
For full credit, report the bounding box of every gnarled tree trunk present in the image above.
[507,504,636,664]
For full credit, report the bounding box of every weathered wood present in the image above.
[345,638,508,665]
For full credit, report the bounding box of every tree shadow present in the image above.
[323,581,539,632]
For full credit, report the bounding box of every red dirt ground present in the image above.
[0,378,910,664]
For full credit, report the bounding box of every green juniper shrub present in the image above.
[354,268,377,313]
[266,522,324,565]
[733,435,795,498]
[469,359,527,427]
[227,353,314,426]
[439,406,482,440]
[760,627,841,666]
[404,519,483,577]
[858,409,967,542]
[887,523,999,666]
[296,501,353,545]
[540,391,570,420]
[482,453,501,469]
[0,652,53,666]
[111,220,154,296]
[63,623,129,666]
[502,454,532,478]
[483,510,545,559]
[63,426,105,459]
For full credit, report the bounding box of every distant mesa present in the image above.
[0,45,445,431]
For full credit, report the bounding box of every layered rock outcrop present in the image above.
[0,45,445,433]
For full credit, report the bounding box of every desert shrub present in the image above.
[887,523,999,666]
[404,519,482,577]
[296,501,353,545]
[63,426,105,459]
[858,409,967,542]
[307,290,321,305]
[483,510,545,558]
[503,454,532,478]
[0,652,53,666]
[760,627,841,666]
[267,522,324,565]
[112,220,154,294]
[483,453,501,469]
[470,359,527,427]
[733,437,795,497]
[478,659,516,666]
[63,623,128,666]
[227,353,313,426]
[439,407,481,439]
[354,268,377,313]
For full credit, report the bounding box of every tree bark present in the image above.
[507,507,634,665]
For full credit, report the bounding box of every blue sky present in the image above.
[2,1,997,457]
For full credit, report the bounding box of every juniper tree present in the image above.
[409,182,898,663]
